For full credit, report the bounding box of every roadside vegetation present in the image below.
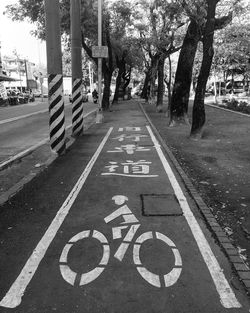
[5,0,250,127]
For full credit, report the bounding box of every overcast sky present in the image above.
[0,0,46,65]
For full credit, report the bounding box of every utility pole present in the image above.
[44,0,66,155]
[24,59,29,91]
[0,41,3,75]
[96,0,103,123]
[71,0,83,137]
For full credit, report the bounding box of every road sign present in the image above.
[92,46,108,58]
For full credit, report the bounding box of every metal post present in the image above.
[0,41,3,75]
[24,59,29,91]
[44,0,66,155]
[71,0,84,137]
[96,0,104,123]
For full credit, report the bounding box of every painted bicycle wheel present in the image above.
[59,230,110,286]
[133,231,182,287]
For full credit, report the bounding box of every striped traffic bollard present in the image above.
[72,78,83,136]
[48,74,66,155]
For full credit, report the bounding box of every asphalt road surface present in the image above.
[0,102,249,312]
[0,98,97,164]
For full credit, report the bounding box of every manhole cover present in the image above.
[141,194,183,216]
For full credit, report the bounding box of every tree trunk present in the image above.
[148,55,159,105]
[101,14,114,111]
[156,56,165,112]
[191,0,217,138]
[122,66,131,98]
[102,65,112,111]
[170,20,200,126]
[113,69,123,104]
[113,57,126,105]
[141,70,150,100]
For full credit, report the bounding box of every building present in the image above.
[2,55,37,92]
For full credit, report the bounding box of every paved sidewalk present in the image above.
[0,101,249,312]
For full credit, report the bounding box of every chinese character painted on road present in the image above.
[112,134,148,142]
[107,144,151,155]
[101,160,158,177]
[118,127,141,132]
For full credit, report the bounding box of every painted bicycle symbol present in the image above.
[59,195,182,288]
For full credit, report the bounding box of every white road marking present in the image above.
[60,230,110,286]
[112,226,128,239]
[114,242,130,261]
[104,205,136,224]
[114,224,140,261]
[133,231,182,288]
[0,109,48,125]
[0,127,113,309]
[0,103,72,126]
[101,173,158,178]
[146,125,241,308]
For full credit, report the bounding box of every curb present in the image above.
[139,102,250,296]
[206,102,250,118]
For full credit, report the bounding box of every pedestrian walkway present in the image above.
[0,101,249,312]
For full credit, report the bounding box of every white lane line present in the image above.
[0,127,113,309]
[0,103,72,126]
[0,109,48,125]
[146,125,241,308]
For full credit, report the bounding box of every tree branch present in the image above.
[81,31,98,65]
[214,12,233,30]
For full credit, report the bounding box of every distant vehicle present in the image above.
[225,81,248,94]
[33,90,41,97]
[206,82,226,95]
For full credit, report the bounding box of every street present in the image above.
[0,102,249,312]
[0,97,97,165]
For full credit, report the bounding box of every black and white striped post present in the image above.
[44,0,66,155]
[71,0,83,136]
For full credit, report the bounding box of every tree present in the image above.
[169,0,235,127]
[107,0,137,104]
[214,23,250,84]
[132,0,183,111]
[170,19,201,125]
[190,0,217,137]
[190,0,242,137]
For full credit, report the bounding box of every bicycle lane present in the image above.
[0,103,249,312]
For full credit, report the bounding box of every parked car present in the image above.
[206,82,226,95]
[33,90,41,97]
[226,81,248,94]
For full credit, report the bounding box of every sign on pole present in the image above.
[92,46,108,58]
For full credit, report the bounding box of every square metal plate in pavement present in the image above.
[141,194,183,216]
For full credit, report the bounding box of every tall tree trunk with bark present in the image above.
[164,55,172,117]
[112,56,126,105]
[101,14,114,110]
[156,55,165,112]
[148,54,160,105]
[141,70,150,100]
[170,20,200,126]
[102,65,112,110]
[191,0,217,138]
[122,66,131,96]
